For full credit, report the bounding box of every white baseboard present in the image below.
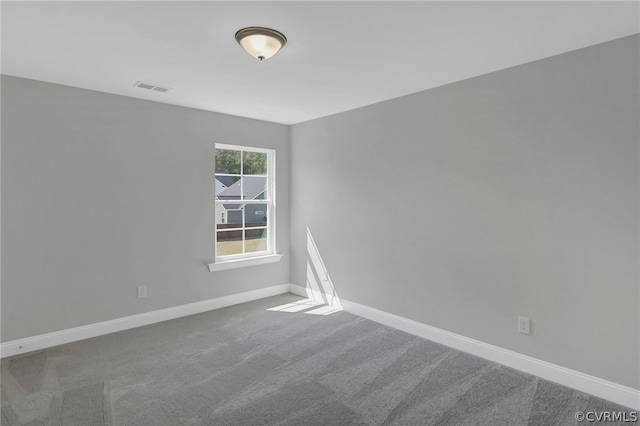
[3,283,638,410]
[288,282,342,310]
[288,283,308,298]
[288,284,640,410]
[0,284,291,359]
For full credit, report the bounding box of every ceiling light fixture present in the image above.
[235,27,287,61]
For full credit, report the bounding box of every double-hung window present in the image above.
[214,144,275,262]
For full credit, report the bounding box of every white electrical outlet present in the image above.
[518,317,530,335]
[137,285,147,299]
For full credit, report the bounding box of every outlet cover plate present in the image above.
[518,316,530,335]
[137,285,147,299]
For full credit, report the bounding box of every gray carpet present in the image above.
[1,293,636,425]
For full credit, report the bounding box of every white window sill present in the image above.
[207,254,283,272]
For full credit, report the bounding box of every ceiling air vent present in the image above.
[133,81,171,93]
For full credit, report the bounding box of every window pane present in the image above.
[242,176,268,200]
[242,151,267,175]
[245,229,268,253]
[215,175,240,198]
[216,203,243,229]
[228,208,244,227]
[245,204,267,227]
[215,149,241,174]
[217,230,243,256]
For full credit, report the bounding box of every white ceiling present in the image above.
[2,1,639,125]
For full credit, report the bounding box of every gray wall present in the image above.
[290,35,639,389]
[1,76,290,341]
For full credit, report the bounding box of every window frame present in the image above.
[214,143,276,264]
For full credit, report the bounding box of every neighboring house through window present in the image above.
[214,144,275,261]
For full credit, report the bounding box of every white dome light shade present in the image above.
[235,27,287,61]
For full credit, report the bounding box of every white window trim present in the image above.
[212,143,277,268]
[207,254,283,272]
